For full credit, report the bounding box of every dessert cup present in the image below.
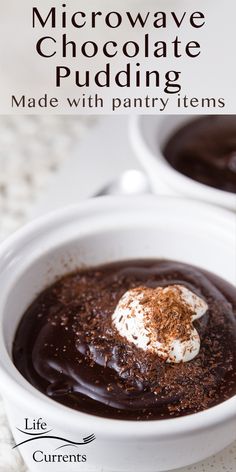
[0,196,235,472]
[130,115,236,211]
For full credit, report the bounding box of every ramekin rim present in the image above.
[129,115,236,205]
[0,195,235,437]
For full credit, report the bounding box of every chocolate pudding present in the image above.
[163,116,236,193]
[13,259,236,420]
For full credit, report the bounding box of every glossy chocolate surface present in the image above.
[13,260,236,420]
[163,116,236,193]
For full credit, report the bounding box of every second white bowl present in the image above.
[130,115,236,211]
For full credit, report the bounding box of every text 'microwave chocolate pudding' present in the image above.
[163,116,236,193]
[13,259,236,421]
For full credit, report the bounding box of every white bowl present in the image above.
[0,196,235,472]
[130,115,236,211]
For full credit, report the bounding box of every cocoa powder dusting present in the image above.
[132,285,194,344]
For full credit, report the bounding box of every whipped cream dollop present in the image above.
[112,284,208,363]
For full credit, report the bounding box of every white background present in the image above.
[0,0,235,113]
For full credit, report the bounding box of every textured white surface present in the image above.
[0,399,26,472]
[0,115,96,240]
[0,115,235,471]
